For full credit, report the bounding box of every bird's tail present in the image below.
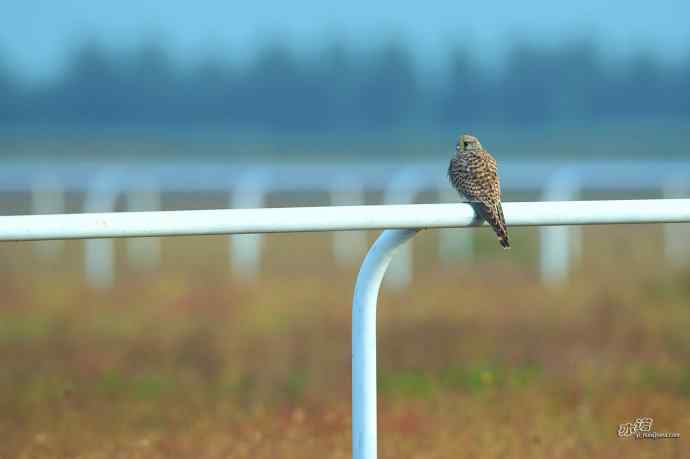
[472,202,510,249]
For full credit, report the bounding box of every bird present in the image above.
[448,133,510,249]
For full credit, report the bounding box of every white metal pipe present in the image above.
[540,168,581,285]
[84,173,122,289]
[126,184,162,271]
[352,228,419,459]
[0,200,689,241]
[230,171,270,280]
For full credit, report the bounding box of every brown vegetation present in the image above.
[0,225,688,457]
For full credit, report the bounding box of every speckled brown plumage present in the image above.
[448,134,510,249]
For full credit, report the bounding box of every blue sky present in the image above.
[2,0,689,81]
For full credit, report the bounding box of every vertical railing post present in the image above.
[540,167,580,285]
[331,178,367,268]
[84,171,122,289]
[229,170,270,280]
[382,168,421,289]
[352,228,419,459]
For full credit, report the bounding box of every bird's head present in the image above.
[456,134,482,153]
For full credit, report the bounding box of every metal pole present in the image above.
[383,168,422,289]
[84,171,122,289]
[540,167,581,285]
[1,200,689,241]
[352,228,419,459]
[230,170,270,280]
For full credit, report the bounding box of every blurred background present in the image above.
[1,1,689,457]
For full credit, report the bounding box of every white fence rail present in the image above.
[0,199,689,459]
[3,200,689,240]
[2,160,690,287]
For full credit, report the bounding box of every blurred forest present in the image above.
[1,38,690,130]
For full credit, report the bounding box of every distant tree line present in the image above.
[1,39,689,130]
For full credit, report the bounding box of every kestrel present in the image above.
[448,134,510,249]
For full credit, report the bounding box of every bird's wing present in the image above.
[458,150,501,204]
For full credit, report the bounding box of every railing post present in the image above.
[540,167,581,285]
[382,168,422,289]
[229,171,270,280]
[331,178,367,267]
[84,171,122,289]
[352,228,420,459]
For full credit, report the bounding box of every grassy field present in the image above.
[0,225,689,458]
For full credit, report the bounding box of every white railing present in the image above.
[4,199,689,240]
[5,160,690,287]
[1,199,689,459]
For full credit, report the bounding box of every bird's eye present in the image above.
[464,142,470,148]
